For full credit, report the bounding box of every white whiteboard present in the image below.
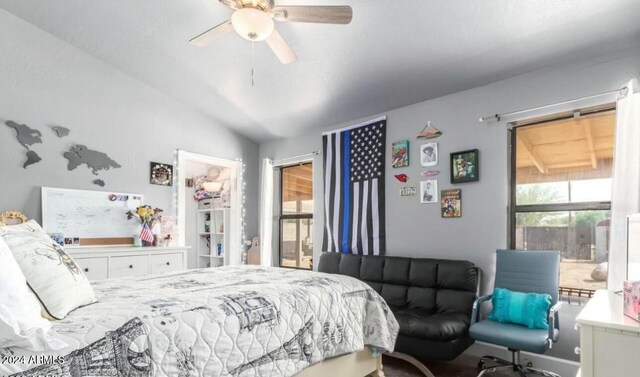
[42,187,143,239]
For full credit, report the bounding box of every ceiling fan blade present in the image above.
[218,0,240,10]
[272,6,353,24]
[189,20,234,47]
[266,29,297,64]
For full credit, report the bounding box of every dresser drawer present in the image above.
[150,253,184,274]
[591,327,640,377]
[109,255,149,278]
[75,257,108,281]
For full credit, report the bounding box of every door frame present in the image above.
[174,150,244,266]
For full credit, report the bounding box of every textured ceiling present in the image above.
[1,0,639,142]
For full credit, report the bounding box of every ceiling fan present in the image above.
[189,0,353,64]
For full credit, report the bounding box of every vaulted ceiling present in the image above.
[1,0,639,142]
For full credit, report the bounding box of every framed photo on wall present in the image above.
[420,142,438,167]
[420,180,438,204]
[150,162,174,186]
[441,189,462,218]
[392,140,410,168]
[450,149,479,183]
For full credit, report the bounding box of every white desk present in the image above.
[576,290,640,377]
[67,245,189,280]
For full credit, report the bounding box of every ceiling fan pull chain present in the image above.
[251,41,255,87]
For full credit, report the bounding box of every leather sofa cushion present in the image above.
[383,257,411,285]
[318,253,478,315]
[438,261,478,291]
[360,256,385,281]
[395,310,470,341]
[436,289,477,313]
[381,284,408,308]
[318,252,340,274]
[407,287,436,312]
[338,253,361,278]
[409,259,438,287]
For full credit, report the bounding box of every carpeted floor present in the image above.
[383,354,520,377]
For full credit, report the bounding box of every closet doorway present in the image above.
[174,150,244,269]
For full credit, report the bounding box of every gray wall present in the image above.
[260,45,640,361]
[0,9,259,240]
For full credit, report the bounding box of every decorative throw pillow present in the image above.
[488,288,551,329]
[0,229,96,320]
[0,237,67,351]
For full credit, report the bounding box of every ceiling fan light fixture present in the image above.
[231,8,274,41]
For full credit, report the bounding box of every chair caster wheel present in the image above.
[477,360,485,369]
[526,361,533,367]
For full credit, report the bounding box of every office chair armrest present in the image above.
[471,294,493,325]
[548,301,562,342]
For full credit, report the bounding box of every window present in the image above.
[510,109,616,298]
[279,162,313,269]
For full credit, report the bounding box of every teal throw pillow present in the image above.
[488,288,551,330]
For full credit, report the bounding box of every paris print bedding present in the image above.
[0,266,398,377]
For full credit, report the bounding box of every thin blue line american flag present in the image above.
[322,119,386,255]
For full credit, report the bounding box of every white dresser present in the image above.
[67,246,189,280]
[576,290,640,377]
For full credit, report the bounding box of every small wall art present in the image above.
[420,142,438,167]
[416,121,443,139]
[450,149,479,183]
[421,170,440,177]
[420,180,438,204]
[441,189,462,218]
[392,140,410,168]
[150,162,173,186]
[400,187,416,197]
[394,174,408,183]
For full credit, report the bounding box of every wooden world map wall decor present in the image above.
[4,119,121,187]
[5,120,43,169]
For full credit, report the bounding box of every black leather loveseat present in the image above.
[318,252,480,361]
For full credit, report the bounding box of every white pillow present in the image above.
[0,229,96,320]
[0,237,67,351]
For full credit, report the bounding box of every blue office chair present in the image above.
[469,250,561,377]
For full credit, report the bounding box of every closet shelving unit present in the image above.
[197,206,230,268]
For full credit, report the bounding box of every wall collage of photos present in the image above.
[391,121,479,218]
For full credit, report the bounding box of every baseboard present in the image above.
[464,342,580,377]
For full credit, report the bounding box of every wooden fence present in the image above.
[519,226,595,260]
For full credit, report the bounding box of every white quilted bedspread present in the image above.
[0,266,398,377]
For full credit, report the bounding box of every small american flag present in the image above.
[140,223,154,243]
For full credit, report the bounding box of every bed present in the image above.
[0,265,398,377]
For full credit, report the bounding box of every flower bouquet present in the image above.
[126,205,163,246]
